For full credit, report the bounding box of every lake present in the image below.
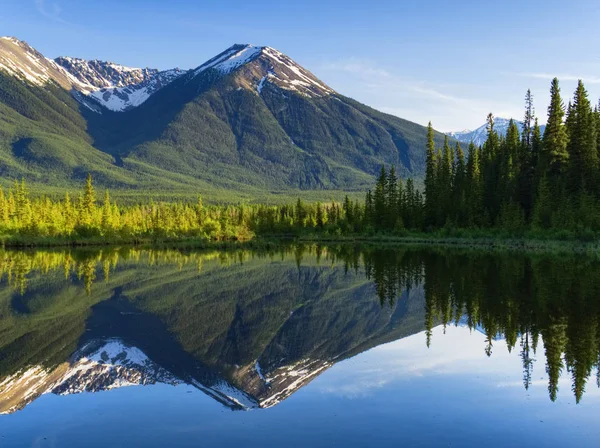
[0,245,599,447]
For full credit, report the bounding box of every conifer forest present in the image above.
[1,78,599,244]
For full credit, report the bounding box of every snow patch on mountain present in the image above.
[54,57,186,112]
[194,44,261,77]
[0,37,185,112]
[261,46,333,97]
[256,75,268,94]
[192,44,333,98]
[0,37,68,87]
[1,38,335,111]
[82,68,185,112]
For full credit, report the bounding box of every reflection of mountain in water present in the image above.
[0,339,179,414]
[2,246,600,411]
[0,250,426,414]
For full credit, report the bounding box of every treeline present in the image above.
[0,172,417,241]
[258,78,600,236]
[2,77,600,242]
[0,175,253,241]
[424,78,600,232]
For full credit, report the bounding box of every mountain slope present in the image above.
[0,38,449,197]
[54,56,186,112]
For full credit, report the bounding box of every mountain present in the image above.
[0,37,450,199]
[54,56,185,112]
[448,117,546,147]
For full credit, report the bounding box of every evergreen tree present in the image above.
[452,142,466,225]
[466,143,483,226]
[404,178,415,229]
[482,113,501,222]
[101,190,112,232]
[316,203,325,228]
[566,80,597,193]
[542,78,569,178]
[522,89,534,151]
[364,190,374,228]
[424,122,437,228]
[386,166,399,229]
[373,166,388,229]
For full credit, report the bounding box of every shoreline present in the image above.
[2,233,600,253]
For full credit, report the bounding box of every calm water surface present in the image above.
[0,245,598,447]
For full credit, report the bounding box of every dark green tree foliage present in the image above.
[386,166,399,229]
[452,142,466,226]
[424,122,437,228]
[362,248,600,403]
[411,78,600,235]
[373,167,388,230]
[566,81,598,194]
[543,78,569,178]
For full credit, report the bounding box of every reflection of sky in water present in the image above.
[2,325,599,448]
[317,325,600,401]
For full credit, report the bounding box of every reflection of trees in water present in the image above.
[2,245,600,403]
[363,249,600,403]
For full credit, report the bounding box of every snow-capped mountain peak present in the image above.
[448,117,546,147]
[1,38,334,112]
[0,36,74,89]
[192,43,334,98]
[193,44,263,76]
[0,36,187,113]
[54,56,187,112]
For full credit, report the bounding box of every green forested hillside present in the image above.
[0,48,448,201]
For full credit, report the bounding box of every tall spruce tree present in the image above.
[424,122,437,228]
[386,166,399,229]
[373,166,387,229]
[542,78,569,179]
[439,136,453,225]
[482,114,501,222]
[566,80,597,193]
[453,142,466,225]
[522,89,534,151]
[364,190,374,227]
[466,142,482,226]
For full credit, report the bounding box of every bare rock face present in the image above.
[53,57,186,112]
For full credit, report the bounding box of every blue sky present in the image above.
[1,0,599,131]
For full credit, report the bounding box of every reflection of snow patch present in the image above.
[189,378,257,410]
[255,361,268,383]
[258,358,331,408]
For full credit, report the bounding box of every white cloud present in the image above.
[320,58,521,132]
[515,72,600,85]
[323,60,392,79]
[35,0,69,24]
[314,325,599,402]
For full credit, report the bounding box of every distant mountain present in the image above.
[0,37,450,197]
[54,56,185,112]
[448,118,546,147]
